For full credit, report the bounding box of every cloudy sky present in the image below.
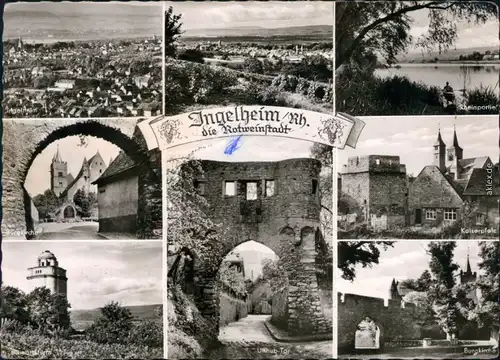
[25,136,121,198]
[166,1,333,30]
[338,115,498,177]
[338,240,489,300]
[2,241,162,310]
[408,8,499,51]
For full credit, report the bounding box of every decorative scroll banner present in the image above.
[138,106,365,151]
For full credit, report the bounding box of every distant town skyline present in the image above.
[25,136,121,198]
[338,241,486,300]
[167,1,333,31]
[2,242,162,310]
[339,115,498,177]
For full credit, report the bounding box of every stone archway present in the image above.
[2,119,161,239]
[63,205,76,219]
[182,158,333,338]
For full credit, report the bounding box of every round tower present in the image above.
[26,250,68,298]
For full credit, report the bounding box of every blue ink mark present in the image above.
[224,135,242,155]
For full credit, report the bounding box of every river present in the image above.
[375,64,499,92]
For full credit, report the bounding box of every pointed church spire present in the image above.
[52,145,63,163]
[466,253,472,274]
[434,126,445,146]
[452,124,461,149]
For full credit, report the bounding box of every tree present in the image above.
[0,285,30,324]
[336,1,497,70]
[165,6,183,57]
[467,241,500,344]
[177,49,205,64]
[261,258,287,294]
[33,189,61,219]
[25,287,71,333]
[243,57,264,74]
[426,241,462,340]
[86,302,133,344]
[400,269,434,292]
[219,253,247,296]
[338,241,394,281]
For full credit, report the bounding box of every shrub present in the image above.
[85,302,133,345]
[128,318,163,348]
[177,49,205,64]
[465,85,499,114]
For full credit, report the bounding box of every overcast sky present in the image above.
[338,115,498,177]
[25,136,121,198]
[338,240,488,300]
[408,8,499,51]
[2,241,162,310]
[166,1,333,30]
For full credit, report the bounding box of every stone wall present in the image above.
[271,288,288,329]
[186,158,332,336]
[338,292,428,354]
[219,292,249,327]
[340,155,407,227]
[1,119,161,239]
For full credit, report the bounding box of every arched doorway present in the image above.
[2,119,161,239]
[63,205,76,219]
[216,240,282,343]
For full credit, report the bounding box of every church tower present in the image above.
[433,127,446,172]
[26,250,67,298]
[389,278,402,300]
[50,146,68,196]
[446,125,463,180]
[460,253,478,302]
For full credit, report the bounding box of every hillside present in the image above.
[71,304,162,323]
[397,46,499,62]
[182,25,332,43]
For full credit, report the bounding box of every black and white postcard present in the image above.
[338,240,499,359]
[336,1,499,116]
[338,115,499,240]
[1,241,163,359]
[2,1,163,118]
[2,118,162,240]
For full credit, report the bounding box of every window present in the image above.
[448,153,454,161]
[59,182,63,186]
[425,208,437,220]
[99,169,102,173]
[476,213,485,225]
[58,171,63,177]
[265,180,275,197]
[312,179,318,195]
[246,182,258,200]
[444,208,457,221]
[224,181,235,196]
[99,187,106,193]
[194,181,206,196]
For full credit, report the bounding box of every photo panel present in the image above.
[338,115,499,240]
[335,1,500,116]
[3,1,163,118]
[337,240,499,359]
[1,118,162,240]
[0,241,163,359]
[159,1,340,358]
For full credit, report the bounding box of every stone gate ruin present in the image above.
[2,118,161,239]
[182,158,333,337]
